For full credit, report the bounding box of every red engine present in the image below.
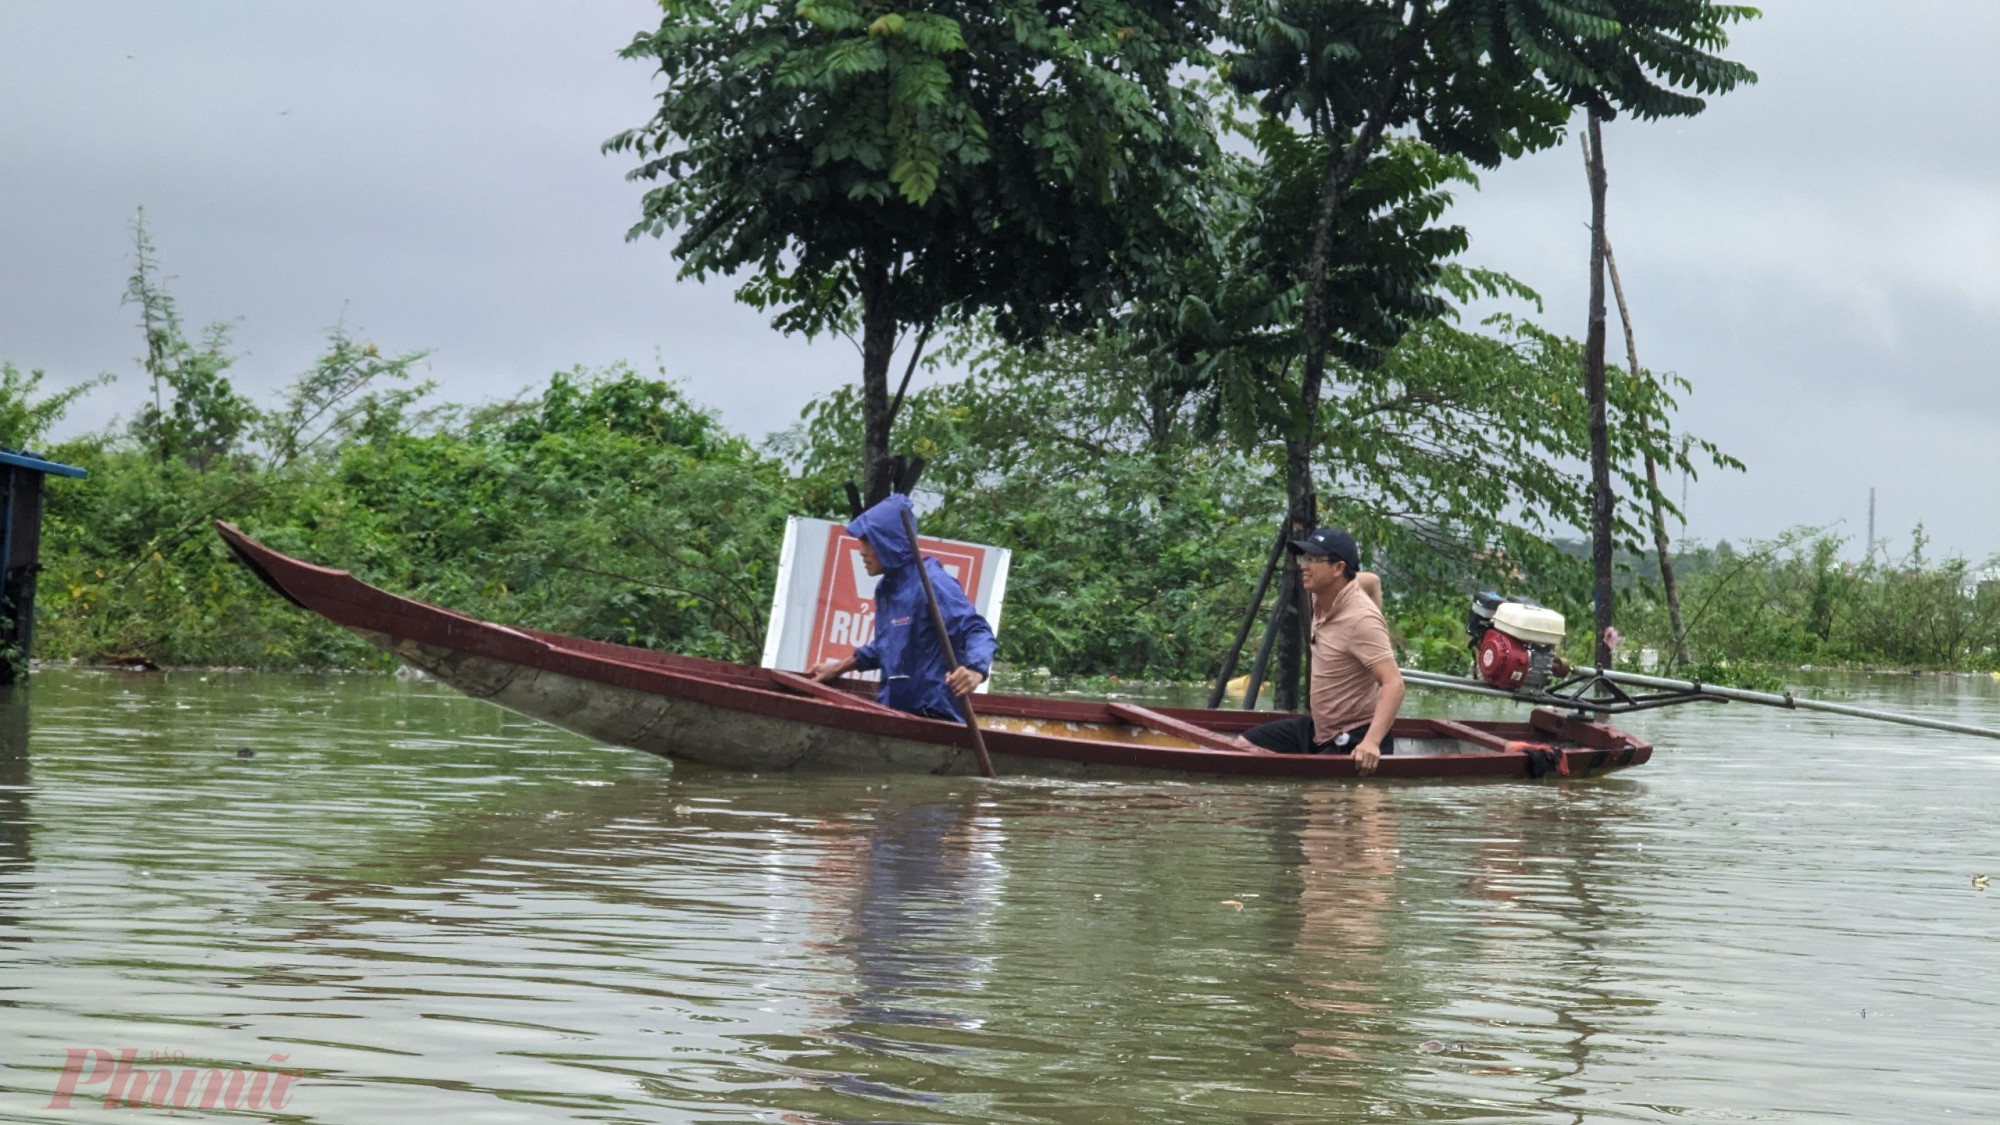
[1476,628,1535,690]
[1467,592,1565,692]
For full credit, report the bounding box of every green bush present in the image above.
[1620,529,2000,673]
[37,362,795,669]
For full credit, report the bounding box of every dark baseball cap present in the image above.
[1290,527,1361,572]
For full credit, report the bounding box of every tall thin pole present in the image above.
[1209,520,1289,709]
[1602,237,1686,667]
[1273,491,1316,713]
[898,507,996,778]
[1583,113,1616,668]
[1242,567,1295,711]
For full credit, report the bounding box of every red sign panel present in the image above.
[805,532,985,673]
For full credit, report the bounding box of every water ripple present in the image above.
[1,670,1998,1121]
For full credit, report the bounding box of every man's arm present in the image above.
[1358,571,1382,609]
[810,654,859,682]
[1353,658,1405,776]
[812,635,881,682]
[931,560,996,696]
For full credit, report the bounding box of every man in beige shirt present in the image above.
[1233,527,1406,774]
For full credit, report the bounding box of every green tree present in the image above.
[1321,315,1736,624]
[0,364,104,451]
[606,0,1220,503]
[778,325,1280,677]
[124,211,257,472]
[258,327,432,468]
[1222,0,1756,700]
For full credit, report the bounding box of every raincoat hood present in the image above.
[845,493,918,574]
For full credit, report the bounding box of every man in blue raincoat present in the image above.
[809,494,997,720]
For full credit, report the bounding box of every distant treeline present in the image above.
[1620,532,2000,675]
[24,360,1999,680]
[10,234,1997,680]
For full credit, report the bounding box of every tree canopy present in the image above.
[1206,0,1757,703]
[607,0,1221,501]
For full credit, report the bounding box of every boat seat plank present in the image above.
[768,670,906,717]
[1426,718,1514,753]
[1107,702,1270,754]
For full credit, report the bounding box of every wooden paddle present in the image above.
[898,505,996,779]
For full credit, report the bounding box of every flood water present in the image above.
[2,667,1998,1123]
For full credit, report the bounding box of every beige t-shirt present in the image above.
[1308,580,1396,743]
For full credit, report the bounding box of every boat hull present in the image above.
[218,522,1653,781]
[370,632,1000,775]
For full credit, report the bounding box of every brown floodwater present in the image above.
[1,667,1997,1122]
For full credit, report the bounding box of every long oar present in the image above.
[1400,666,2000,742]
[898,507,996,778]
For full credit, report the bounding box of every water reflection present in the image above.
[784,795,1000,1115]
[0,683,31,949]
[1535,787,1654,1114]
[1288,787,1398,1067]
[1423,783,1662,1119]
[834,798,997,1032]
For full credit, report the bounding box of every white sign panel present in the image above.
[761,516,1010,688]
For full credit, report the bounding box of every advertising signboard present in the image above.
[760,516,1010,686]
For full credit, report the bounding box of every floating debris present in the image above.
[235,747,254,759]
[1974,874,1989,891]
[1418,1040,1447,1054]
[1221,899,1243,911]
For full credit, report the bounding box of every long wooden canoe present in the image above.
[214,522,1652,780]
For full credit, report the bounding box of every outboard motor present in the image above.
[1466,592,1566,693]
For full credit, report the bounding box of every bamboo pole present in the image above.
[1241,566,1295,711]
[1601,233,1689,667]
[1399,666,2000,742]
[1599,667,2000,741]
[1582,113,1616,668]
[898,507,996,778]
[1208,521,1289,709]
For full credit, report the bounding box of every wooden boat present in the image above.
[215,522,1652,780]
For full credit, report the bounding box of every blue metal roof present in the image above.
[0,450,86,478]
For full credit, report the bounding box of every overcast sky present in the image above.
[1,1,1995,559]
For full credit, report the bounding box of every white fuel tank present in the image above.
[1491,601,1566,647]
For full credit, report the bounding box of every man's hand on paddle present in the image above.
[946,666,984,696]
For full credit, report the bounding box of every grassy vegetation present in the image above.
[1619,531,2000,675]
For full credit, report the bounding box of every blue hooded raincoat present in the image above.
[846,494,997,719]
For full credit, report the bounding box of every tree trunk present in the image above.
[1273,425,1317,711]
[1584,113,1615,669]
[858,253,898,506]
[1276,164,1344,711]
[1275,148,1364,710]
[1601,236,1689,667]
[1273,41,1417,711]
